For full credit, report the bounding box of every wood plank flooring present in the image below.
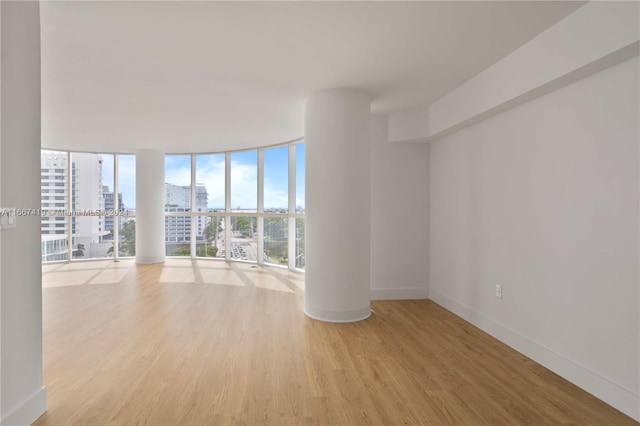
[36,259,636,425]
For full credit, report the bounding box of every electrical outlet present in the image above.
[0,208,16,230]
[495,284,502,299]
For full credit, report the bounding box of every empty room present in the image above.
[0,1,638,425]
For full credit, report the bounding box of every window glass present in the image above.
[101,154,116,242]
[117,154,136,211]
[115,153,136,258]
[117,216,136,257]
[41,151,69,262]
[229,216,257,261]
[41,142,304,265]
[165,155,192,257]
[196,216,224,258]
[41,234,68,262]
[70,153,112,259]
[230,151,257,212]
[264,146,288,213]
[166,215,191,256]
[165,155,192,212]
[295,218,305,270]
[264,217,288,266]
[295,142,305,213]
[196,154,225,213]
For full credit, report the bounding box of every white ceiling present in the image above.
[41,1,585,153]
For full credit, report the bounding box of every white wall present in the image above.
[1,2,47,425]
[429,57,639,420]
[370,115,429,300]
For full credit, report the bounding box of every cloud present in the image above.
[195,155,225,209]
[172,154,263,211]
[230,159,257,210]
[264,177,288,210]
[165,155,191,186]
[99,150,304,212]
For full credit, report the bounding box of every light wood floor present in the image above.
[36,259,636,425]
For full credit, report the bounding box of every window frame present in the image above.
[41,139,305,272]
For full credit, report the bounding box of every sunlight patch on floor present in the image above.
[199,267,245,286]
[43,269,100,288]
[42,258,303,294]
[88,268,131,285]
[159,267,196,283]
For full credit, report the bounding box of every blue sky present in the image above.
[48,144,304,214]
[161,142,305,211]
[100,154,136,210]
[263,146,288,210]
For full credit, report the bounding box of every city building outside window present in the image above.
[40,140,305,270]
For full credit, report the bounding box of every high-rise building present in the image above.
[40,151,69,261]
[103,185,123,238]
[164,183,208,245]
[71,154,110,257]
[40,152,110,259]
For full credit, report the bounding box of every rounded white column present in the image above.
[305,89,371,322]
[136,149,165,264]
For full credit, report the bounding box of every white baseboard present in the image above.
[1,386,47,426]
[428,289,640,422]
[304,305,371,323]
[371,288,429,300]
[135,256,165,264]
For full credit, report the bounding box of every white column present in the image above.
[1,2,48,424]
[136,149,165,264]
[304,89,371,322]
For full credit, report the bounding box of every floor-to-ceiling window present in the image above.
[164,154,192,257]
[41,140,305,271]
[70,152,112,259]
[195,154,225,258]
[228,150,258,261]
[41,150,70,262]
[294,142,305,269]
[41,151,136,261]
[116,154,136,257]
[263,145,289,266]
